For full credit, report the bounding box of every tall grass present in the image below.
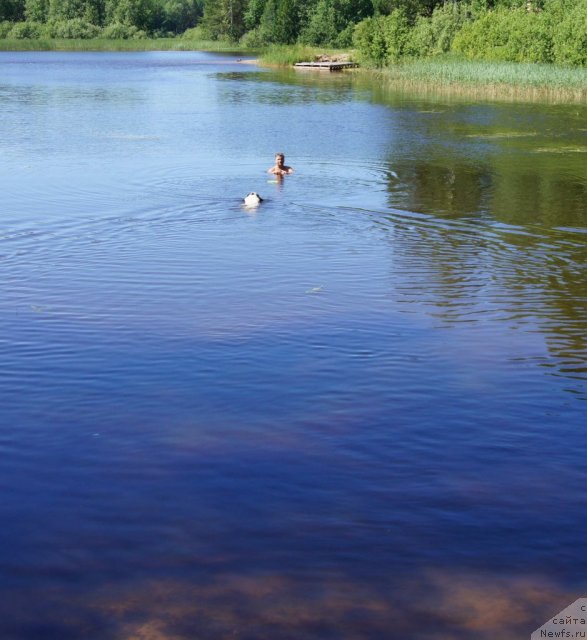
[373,57,587,102]
[384,57,587,89]
[0,38,250,52]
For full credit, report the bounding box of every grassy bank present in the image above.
[259,46,587,103]
[380,58,587,90]
[0,38,249,52]
[373,57,587,103]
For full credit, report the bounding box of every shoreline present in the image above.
[364,65,587,104]
[2,40,585,103]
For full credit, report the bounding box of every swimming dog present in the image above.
[243,192,263,207]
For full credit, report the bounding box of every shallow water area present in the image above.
[0,51,586,640]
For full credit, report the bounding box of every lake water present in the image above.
[0,51,586,640]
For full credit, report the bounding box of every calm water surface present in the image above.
[0,51,586,639]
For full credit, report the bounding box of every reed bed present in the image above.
[373,58,587,103]
[385,58,587,89]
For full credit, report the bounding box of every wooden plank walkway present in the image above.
[294,61,359,71]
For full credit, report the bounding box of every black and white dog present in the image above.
[243,192,263,207]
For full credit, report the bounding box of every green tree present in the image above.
[48,0,104,23]
[160,0,202,33]
[353,8,409,64]
[201,0,246,39]
[452,7,553,63]
[105,0,154,30]
[371,0,440,20]
[47,16,100,35]
[8,19,42,35]
[101,21,147,36]
[353,15,388,65]
[244,0,266,29]
[25,0,49,22]
[299,0,338,44]
[273,0,299,42]
[552,0,587,65]
[300,0,372,45]
[257,0,300,43]
[405,2,469,57]
[0,0,25,21]
[382,7,409,60]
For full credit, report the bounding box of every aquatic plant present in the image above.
[371,56,587,102]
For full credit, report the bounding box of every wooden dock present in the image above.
[294,61,359,71]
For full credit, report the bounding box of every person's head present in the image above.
[275,153,285,168]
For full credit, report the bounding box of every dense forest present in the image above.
[1,0,585,66]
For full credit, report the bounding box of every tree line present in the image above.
[1,0,585,66]
[0,0,204,37]
[352,0,587,66]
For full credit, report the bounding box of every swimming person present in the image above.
[268,153,294,176]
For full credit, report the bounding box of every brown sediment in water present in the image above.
[101,572,578,639]
[3,570,574,640]
[99,573,579,640]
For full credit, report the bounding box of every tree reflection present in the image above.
[384,141,586,228]
[382,153,587,395]
[387,159,491,218]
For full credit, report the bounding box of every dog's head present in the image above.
[243,192,263,206]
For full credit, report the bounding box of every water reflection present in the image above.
[354,72,587,394]
[370,208,587,395]
[0,85,139,112]
[385,153,587,228]
[216,70,358,105]
[386,161,492,219]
